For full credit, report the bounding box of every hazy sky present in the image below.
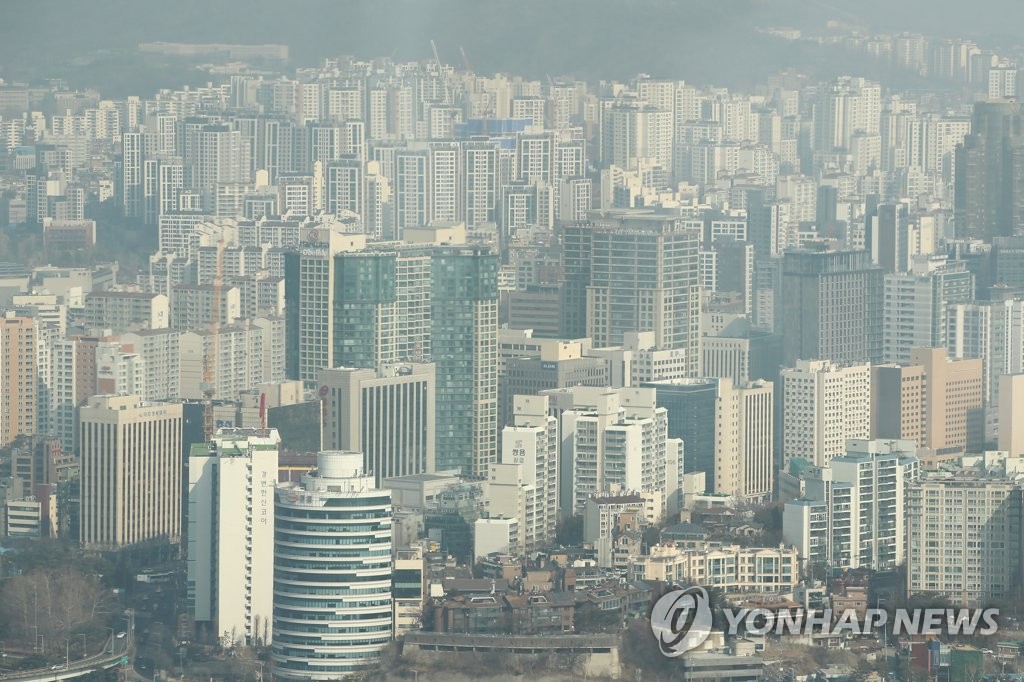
[1,0,1021,89]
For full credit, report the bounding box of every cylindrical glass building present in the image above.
[271,451,393,679]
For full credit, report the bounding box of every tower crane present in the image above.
[430,40,450,105]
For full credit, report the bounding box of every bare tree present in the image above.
[0,568,115,652]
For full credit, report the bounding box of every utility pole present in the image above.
[65,638,69,669]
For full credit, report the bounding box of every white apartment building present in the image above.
[119,328,181,401]
[188,428,280,646]
[169,284,242,330]
[95,341,146,397]
[83,291,169,332]
[488,395,559,552]
[179,317,285,400]
[906,473,1023,607]
[157,212,215,259]
[783,439,920,570]
[547,385,682,519]
[782,360,871,467]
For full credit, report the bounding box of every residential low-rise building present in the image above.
[630,544,799,593]
[436,592,576,635]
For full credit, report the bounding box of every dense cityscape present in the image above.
[1,2,1024,680]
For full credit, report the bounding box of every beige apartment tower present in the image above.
[0,313,37,447]
[872,348,983,459]
[79,394,183,548]
[998,374,1024,456]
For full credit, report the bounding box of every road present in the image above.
[1,634,132,682]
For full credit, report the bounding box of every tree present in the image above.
[574,601,621,633]
[750,500,785,545]
[0,567,115,653]
[620,620,679,682]
[555,515,583,546]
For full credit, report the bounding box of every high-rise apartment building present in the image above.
[883,256,973,364]
[462,140,499,229]
[516,133,554,185]
[545,386,682,518]
[194,124,249,212]
[488,395,559,552]
[906,473,1023,607]
[78,394,183,549]
[393,150,429,237]
[319,363,436,484]
[783,439,919,570]
[781,360,871,468]
[188,428,280,646]
[179,318,285,400]
[0,313,37,447]
[601,100,673,172]
[121,131,144,219]
[429,142,461,224]
[272,451,392,680]
[816,77,881,152]
[82,291,169,332]
[324,156,365,220]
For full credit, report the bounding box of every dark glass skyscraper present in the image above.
[560,210,701,375]
[781,247,883,366]
[954,101,1024,242]
[431,247,498,476]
